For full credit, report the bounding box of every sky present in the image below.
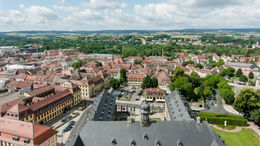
[0,0,260,31]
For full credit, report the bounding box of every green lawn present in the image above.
[213,128,260,146]
[217,124,236,130]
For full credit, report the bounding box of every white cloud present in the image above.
[26,6,59,21]
[1,0,260,31]
[53,5,81,12]
[20,4,24,9]
[57,0,66,3]
[81,0,127,9]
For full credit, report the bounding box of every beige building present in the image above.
[0,85,81,124]
[127,73,145,90]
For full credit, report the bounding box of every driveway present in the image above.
[203,90,236,115]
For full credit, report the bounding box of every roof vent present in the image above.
[111,138,117,145]
[155,140,161,146]
[144,134,149,140]
[131,139,136,146]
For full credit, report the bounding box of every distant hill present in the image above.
[2,28,260,34]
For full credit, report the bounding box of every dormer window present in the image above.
[24,138,30,144]
[131,140,136,146]
[177,139,183,146]
[111,138,117,145]
[13,136,20,141]
[155,140,161,146]
[144,134,149,140]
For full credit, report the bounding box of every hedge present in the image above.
[198,112,242,119]
[198,112,247,126]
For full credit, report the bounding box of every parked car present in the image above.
[69,121,76,126]
[138,91,143,96]
[63,126,72,132]
[61,115,73,122]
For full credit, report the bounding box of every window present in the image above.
[24,138,30,144]
[13,136,20,141]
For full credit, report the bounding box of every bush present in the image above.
[198,112,247,126]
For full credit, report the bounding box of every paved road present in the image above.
[203,90,235,115]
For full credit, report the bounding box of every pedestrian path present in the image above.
[211,124,242,133]
[211,123,260,136]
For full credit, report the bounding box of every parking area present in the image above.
[50,108,85,145]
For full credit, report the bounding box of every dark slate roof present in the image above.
[82,90,116,121]
[165,90,193,121]
[76,121,225,146]
[86,90,116,121]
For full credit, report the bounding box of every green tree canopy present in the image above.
[119,68,127,83]
[169,76,194,101]
[248,72,254,79]
[236,68,243,77]
[239,75,248,82]
[219,67,235,77]
[250,108,260,124]
[109,78,120,89]
[190,71,201,88]
[233,88,260,118]
[173,67,184,77]
[141,76,158,89]
[220,89,235,104]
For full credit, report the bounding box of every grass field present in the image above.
[213,128,260,146]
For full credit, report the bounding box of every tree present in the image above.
[119,68,127,83]
[151,77,158,88]
[190,71,201,87]
[141,76,158,89]
[235,68,243,77]
[239,75,248,82]
[220,89,235,104]
[219,67,235,77]
[169,76,194,101]
[248,72,254,79]
[233,88,260,118]
[73,60,84,70]
[173,67,184,77]
[195,63,204,69]
[250,109,260,125]
[182,60,194,67]
[109,78,120,89]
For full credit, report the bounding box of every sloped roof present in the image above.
[27,85,54,97]
[165,90,192,121]
[76,121,224,146]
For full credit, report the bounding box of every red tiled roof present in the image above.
[30,89,71,111]
[27,85,54,97]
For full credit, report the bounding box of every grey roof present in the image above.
[75,121,225,146]
[165,90,193,121]
[226,62,253,67]
[90,90,116,121]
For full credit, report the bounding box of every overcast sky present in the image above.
[0,0,260,31]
